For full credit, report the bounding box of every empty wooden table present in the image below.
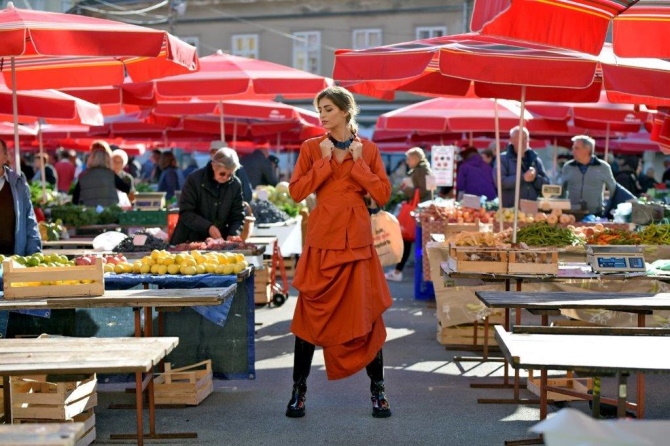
[0,336,178,446]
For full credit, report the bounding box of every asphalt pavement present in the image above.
[93,264,670,445]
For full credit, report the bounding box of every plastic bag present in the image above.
[371,210,404,267]
[397,189,420,241]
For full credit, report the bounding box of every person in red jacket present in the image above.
[286,86,393,419]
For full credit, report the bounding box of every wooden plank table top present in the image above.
[0,285,236,310]
[42,239,95,248]
[0,422,85,445]
[494,325,670,375]
[475,291,670,312]
[0,336,178,375]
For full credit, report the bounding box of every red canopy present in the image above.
[152,51,331,99]
[0,3,199,90]
[472,0,670,59]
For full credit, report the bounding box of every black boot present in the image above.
[286,379,307,418]
[285,337,315,418]
[366,350,391,418]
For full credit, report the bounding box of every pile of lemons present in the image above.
[104,250,249,276]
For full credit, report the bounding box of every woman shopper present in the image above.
[385,147,432,282]
[72,140,131,207]
[287,86,393,419]
[157,151,184,201]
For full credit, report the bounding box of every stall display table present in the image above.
[495,325,670,444]
[251,217,302,256]
[0,336,178,446]
[42,239,95,249]
[0,423,85,445]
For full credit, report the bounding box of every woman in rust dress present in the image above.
[286,86,393,418]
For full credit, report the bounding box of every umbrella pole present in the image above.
[38,120,47,203]
[219,100,226,143]
[494,99,503,232]
[604,122,610,162]
[552,138,558,183]
[11,57,21,175]
[512,87,527,244]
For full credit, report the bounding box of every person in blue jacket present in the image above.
[493,126,550,207]
[0,139,41,256]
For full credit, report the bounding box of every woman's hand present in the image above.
[209,225,222,239]
[319,138,334,161]
[349,140,363,162]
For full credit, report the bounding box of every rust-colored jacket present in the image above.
[290,136,391,250]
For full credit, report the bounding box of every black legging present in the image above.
[292,336,384,383]
[395,240,413,272]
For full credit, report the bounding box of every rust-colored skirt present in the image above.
[291,244,392,380]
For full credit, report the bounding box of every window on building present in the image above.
[232,34,259,59]
[416,26,447,40]
[293,31,321,74]
[352,29,382,50]
[180,36,200,54]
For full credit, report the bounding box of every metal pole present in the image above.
[219,100,226,143]
[11,57,21,175]
[494,99,503,232]
[512,87,526,244]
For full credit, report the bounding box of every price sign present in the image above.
[431,145,455,187]
[132,234,148,246]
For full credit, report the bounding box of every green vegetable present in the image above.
[516,221,580,247]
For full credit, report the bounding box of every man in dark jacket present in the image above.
[493,126,549,208]
[240,148,278,188]
[171,149,245,244]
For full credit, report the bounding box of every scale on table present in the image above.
[538,185,571,211]
[586,245,646,273]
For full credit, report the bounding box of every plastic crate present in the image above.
[414,225,435,300]
[119,210,168,226]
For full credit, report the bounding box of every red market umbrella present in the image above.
[150,51,330,142]
[473,0,670,59]
[153,51,330,98]
[0,1,198,174]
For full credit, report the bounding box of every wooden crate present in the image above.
[443,222,481,237]
[154,360,213,406]
[282,256,296,278]
[10,375,97,421]
[508,248,559,275]
[14,409,96,446]
[2,258,104,300]
[254,265,271,304]
[437,322,499,347]
[447,246,508,274]
[527,373,593,402]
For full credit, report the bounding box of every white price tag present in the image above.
[133,234,148,246]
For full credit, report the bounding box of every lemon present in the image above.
[157,265,168,275]
[167,264,181,275]
[205,263,216,274]
[151,250,161,260]
[150,264,160,274]
[114,264,125,274]
[234,253,245,263]
[232,263,246,274]
[140,264,151,274]
[222,264,234,275]
[104,264,115,273]
[141,256,152,264]
[190,250,201,258]
[196,255,207,265]
[174,254,185,264]
[195,264,206,275]
[162,257,175,266]
[184,266,197,275]
[58,255,69,264]
[179,264,188,275]
[215,264,225,274]
[132,262,142,273]
[122,263,133,273]
[183,258,197,268]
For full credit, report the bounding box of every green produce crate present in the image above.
[119,210,168,226]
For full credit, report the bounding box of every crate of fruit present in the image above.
[507,248,559,275]
[447,245,508,274]
[153,360,213,406]
[2,258,104,299]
